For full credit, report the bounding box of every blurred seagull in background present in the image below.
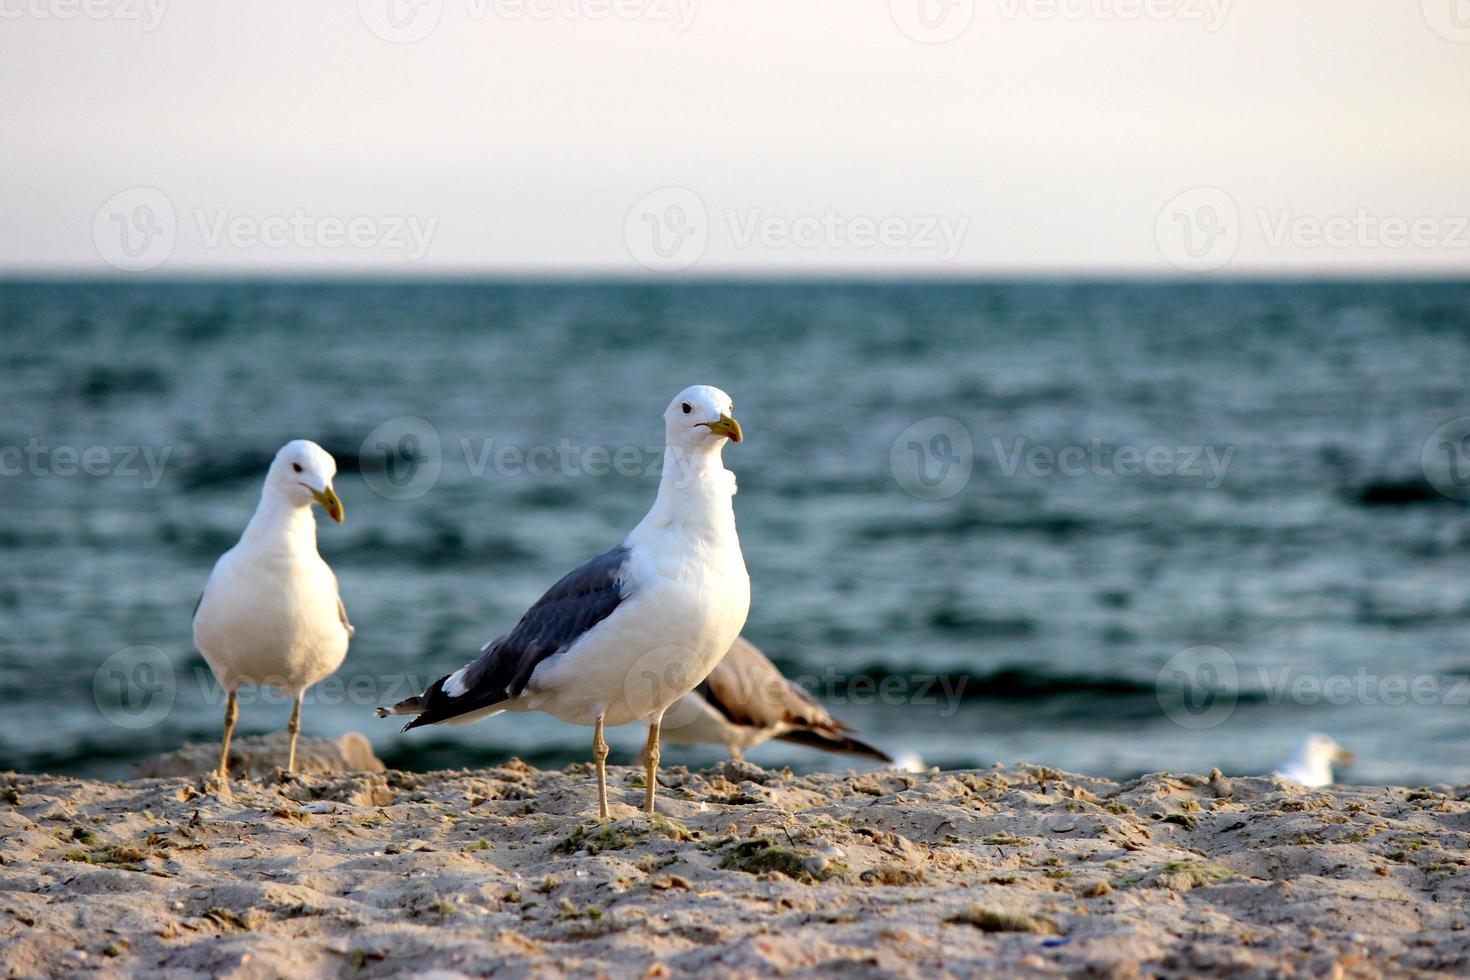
[380,385,750,819]
[653,636,891,765]
[889,751,927,774]
[193,440,351,784]
[1273,733,1354,787]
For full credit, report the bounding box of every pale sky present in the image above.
[3,1,1468,276]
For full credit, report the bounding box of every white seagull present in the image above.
[381,385,750,818]
[1273,733,1354,787]
[193,440,352,782]
[654,636,891,765]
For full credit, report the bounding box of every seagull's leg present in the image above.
[286,690,303,773]
[217,689,238,782]
[643,710,664,815]
[593,713,610,822]
[730,745,743,763]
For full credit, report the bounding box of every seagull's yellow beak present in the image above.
[310,485,345,524]
[699,413,743,443]
[1335,746,1355,766]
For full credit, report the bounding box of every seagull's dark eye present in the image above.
[292,462,303,473]
[681,403,692,414]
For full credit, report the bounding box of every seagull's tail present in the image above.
[375,694,426,719]
[377,668,509,732]
[776,727,893,764]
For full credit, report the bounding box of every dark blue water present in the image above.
[3,279,1469,786]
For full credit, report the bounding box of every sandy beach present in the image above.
[3,742,1469,978]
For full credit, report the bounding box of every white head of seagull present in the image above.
[664,384,742,452]
[262,439,344,524]
[648,385,743,510]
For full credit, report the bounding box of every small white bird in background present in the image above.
[193,440,351,783]
[382,386,750,819]
[654,636,891,764]
[1273,733,1355,787]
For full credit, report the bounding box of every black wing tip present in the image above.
[374,685,441,732]
[395,675,508,732]
[777,727,893,764]
[400,705,442,732]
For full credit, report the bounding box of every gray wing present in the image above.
[398,545,630,730]
[698,636,817,730]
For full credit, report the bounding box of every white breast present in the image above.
[193,544,349,693]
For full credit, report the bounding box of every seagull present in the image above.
[380,385,750,818]
[1273,733,1354,787]
[193,440,351,783]
[653,636,890,765]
